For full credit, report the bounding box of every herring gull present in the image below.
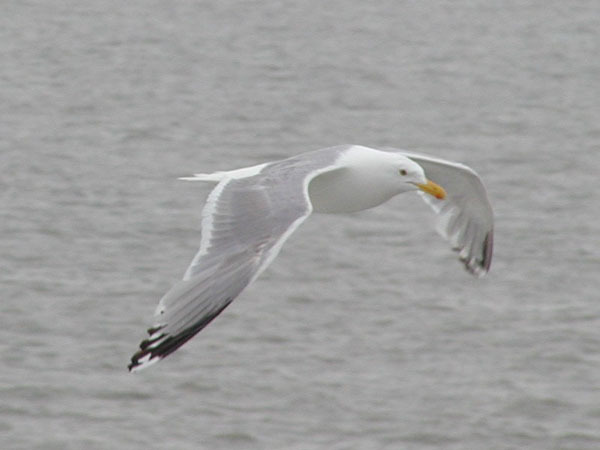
[128,145,493,371]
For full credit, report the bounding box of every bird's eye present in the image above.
[399,169,408,176]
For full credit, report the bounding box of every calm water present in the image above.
[2,1,599,449]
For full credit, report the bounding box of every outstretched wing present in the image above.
[129,152,343,371]
[397,150,494,277]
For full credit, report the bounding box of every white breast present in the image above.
[307,147,402,214]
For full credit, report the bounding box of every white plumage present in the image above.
[129,145,494,371]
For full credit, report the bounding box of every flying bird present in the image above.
[128,145,493,371]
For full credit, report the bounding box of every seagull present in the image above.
[128,145,493,371]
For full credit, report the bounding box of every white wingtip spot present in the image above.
[130,354,161,372]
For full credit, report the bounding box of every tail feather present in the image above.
[178,172,225,182]
[178,162,269,182]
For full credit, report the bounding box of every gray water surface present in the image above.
[2,1,600,449]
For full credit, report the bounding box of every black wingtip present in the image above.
[457,229,494,277]
[127,297,235,372]
[127,326,207,372]
[127,358,140,372]
[482,230,494,272]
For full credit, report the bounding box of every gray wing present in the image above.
[128,153,343,371]
[397,150,494,277]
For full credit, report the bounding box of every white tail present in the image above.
[178,172,226,182]
[178,162,269,182]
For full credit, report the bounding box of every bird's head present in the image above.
[394,156,446,200]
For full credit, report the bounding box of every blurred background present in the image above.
[1,1,599,449]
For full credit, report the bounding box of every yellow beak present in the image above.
[416,179,446,200]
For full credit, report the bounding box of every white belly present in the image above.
[308,167,399,214]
